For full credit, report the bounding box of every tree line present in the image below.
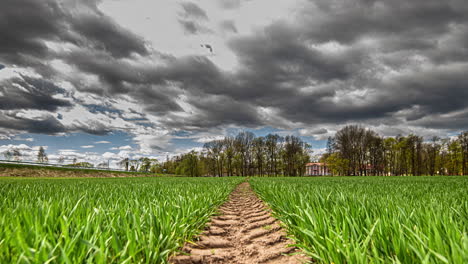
[324,125,468,176]
[2,145,162,173]
[117,157,159,172]
[161,131,311,177]
[3,126,467,176]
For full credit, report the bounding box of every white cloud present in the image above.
[0,144,46,161]
[81,145,94,149]
[110,145,133,150]
[13,136,34,142]
[95,141,111,144]
[0,144,32,152]
[195,135,225,143]
[102,151,118,159]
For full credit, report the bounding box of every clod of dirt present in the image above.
[170,182,311,264]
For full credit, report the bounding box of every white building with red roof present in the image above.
[305,162,331,176]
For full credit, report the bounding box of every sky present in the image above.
[1,0,467,167]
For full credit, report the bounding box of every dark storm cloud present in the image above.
[104,11,465,131]
[146,21,361,128]
[61,49,225,104]
[302,0,468,45]
[219,1,467,131]
[0,112,113,135]
[2,0,468,138]
[381,65,468,116]
[429,24,468,63]
[0,0,63,66]
[227,22,363,93]
[164,95,263,130]
[411,110,468,130]
[0,0,147,69]
[269,63,468,125]
[71,53,226,96]
[69,6,148,58]
[151,0,468,132]
[129,85,183,114]
[62,50,141,93]
[0,0,150,136]
[0,76,71,111]
[159,56,229,94]
[0,113,67,134]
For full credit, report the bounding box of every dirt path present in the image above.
[170,182,310,264]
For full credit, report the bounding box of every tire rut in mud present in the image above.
[170,182,310,264]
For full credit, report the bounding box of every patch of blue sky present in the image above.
[83,104,121,115]
[170,137,203,151]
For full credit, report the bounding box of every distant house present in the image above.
[305,162,331,176]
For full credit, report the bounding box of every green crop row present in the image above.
[0,177,243,263]
[250,176,468,264]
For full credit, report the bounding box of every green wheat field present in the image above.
[1,176,467,263]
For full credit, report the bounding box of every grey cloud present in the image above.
[178,20,212,35]
[62,49,224,99]
[91,21,366,130]
[180,20,198,34]
[0,76,71,111]
[69,7,148,58]
[2,0,468,138]
[0,0,64,66]
[220,20,238,33]
[429,24,468,63]
[303,0,468,45]
[160,56,228,94]
[0,0,147,69]
[154,1,468,132]
[164,95,263,130]
[271,62,468,125]
[128,85,183,114]
[62,50,141,93]
[71,120,112,135]
[0,111,113,136]
[218,0,241,9]
[180,2,208,20]
[382,65,468,116]
[310,128,328,135]
[411,109,468,130]
[121,1,468,133]
[228,22,361,85]
[178,2,212,35]
[0,113,67,134]
[190,95,263,127]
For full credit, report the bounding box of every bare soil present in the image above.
[170,182,311,264]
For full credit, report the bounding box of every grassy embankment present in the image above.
[0,163,174,177]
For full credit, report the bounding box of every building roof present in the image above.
[306,162,326,166]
